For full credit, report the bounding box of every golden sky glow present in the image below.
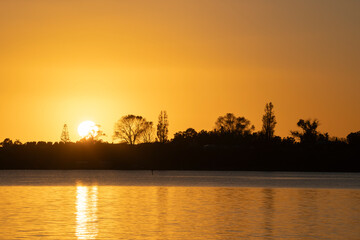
[0,0,359,142]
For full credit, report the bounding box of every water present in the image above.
[1,171,360,240]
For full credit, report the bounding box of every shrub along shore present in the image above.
[0,141,358,172]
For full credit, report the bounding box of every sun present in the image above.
[78,121,99,138]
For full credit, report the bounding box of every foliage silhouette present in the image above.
[215,113,254,136]
[113,115,152,145]
[157,110,169,143]
[0,108,358,172]
[347,131,360,145]
[291,119,328,144]
[1,138,13,148]
[173,128,198,144]
[0,134,357,171]
[262,102,276,141]
[60,124,70,143]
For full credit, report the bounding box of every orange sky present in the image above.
[0,0,359,142]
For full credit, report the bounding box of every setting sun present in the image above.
[78,121,99,138]
[0,1,360,240]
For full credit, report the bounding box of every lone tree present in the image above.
[60,124,70,143]
[157,110,169,143]
[215,113,254,135]
[291,119,328,144]
[113,115,152,145]
[262,102,277,140]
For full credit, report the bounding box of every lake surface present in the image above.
[1,170,360,240]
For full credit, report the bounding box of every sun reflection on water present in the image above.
[76,185,98,240]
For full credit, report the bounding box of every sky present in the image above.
[0,0,359,142]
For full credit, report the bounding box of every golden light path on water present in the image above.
[76,185,98,240]
[0,171,360,239]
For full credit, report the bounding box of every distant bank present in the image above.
[0,142,359,172]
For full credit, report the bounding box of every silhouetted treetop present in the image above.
[60,124,70,143]
[347,131,360,145]
[262,102,276,140]
[173,128,198,144]
[157,111,169,143]
[215,113,254,135]
[291,119,328,144]
[113,115,152,145]
[1,138,13,148]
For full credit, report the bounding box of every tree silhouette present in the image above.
[347,131,360,145]
[291,119,321,144]
[60,124,70,143]
[215,113,254,135]
[262,102,276,140]
[1,138,13,148]
[113,115,151,145]
[173,128,198,144]
[157,110,169,143]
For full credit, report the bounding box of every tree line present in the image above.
[1,102,360,147]
[110,102,359,146]
[0,102,359,171]
[108,102,359,146]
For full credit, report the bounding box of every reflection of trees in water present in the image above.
[296,189,319,236]
[76,186,98,240]
[262,188,275,239]
[155,187,169,239]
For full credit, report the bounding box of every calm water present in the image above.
[1,171,360,240]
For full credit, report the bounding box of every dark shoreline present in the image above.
[0,143,359,172]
